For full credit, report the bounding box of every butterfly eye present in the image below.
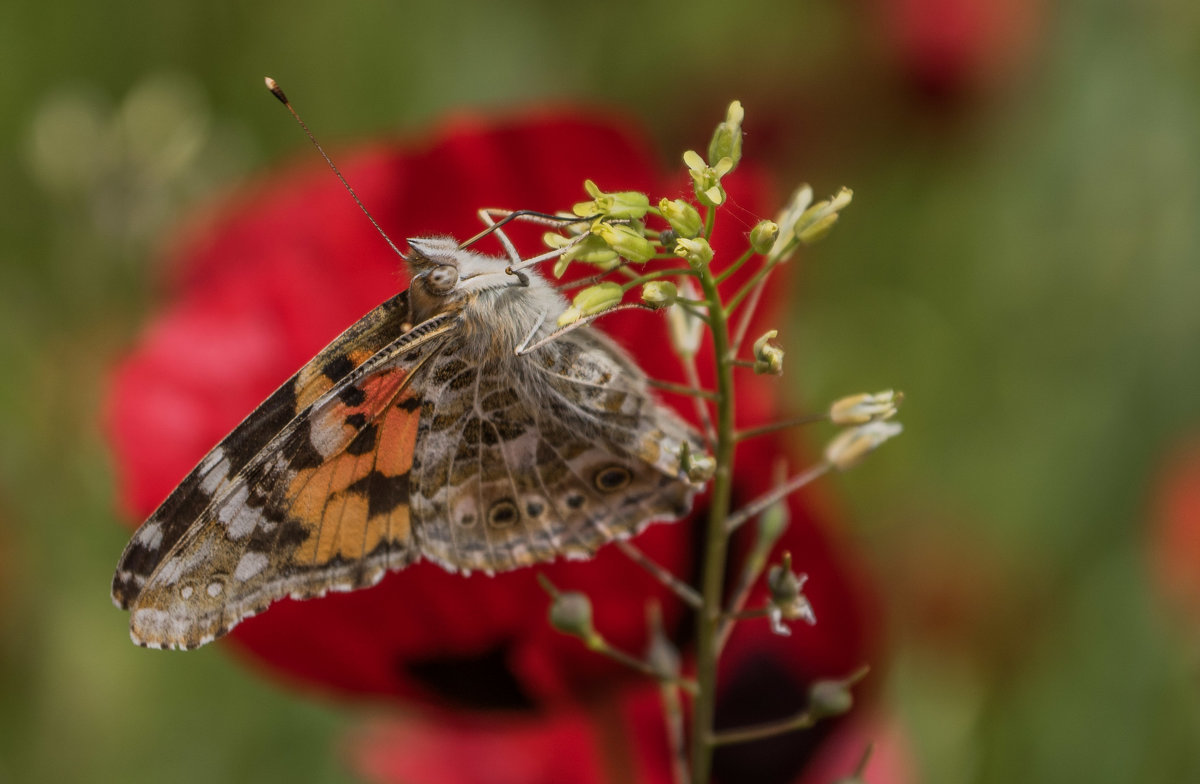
[487,499,519,527]
[426,264,459,294]
[594,465,633,492]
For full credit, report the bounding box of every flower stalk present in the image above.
[529,100,899,784]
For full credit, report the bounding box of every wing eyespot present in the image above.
[487,499,519,528]
[594,465,633,493]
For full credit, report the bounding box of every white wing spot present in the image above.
[180,585,194,599]
[158,558,186,585]
[217,485,262,540]
[207,581,223,597]
[137,522,164,551]
[234,551,269,582]
[199,456,232,495]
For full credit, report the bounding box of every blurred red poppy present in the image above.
[347,679,913,784]
[106,111,880,781]
[870,0,1041,99]
[1150,439,1200,626]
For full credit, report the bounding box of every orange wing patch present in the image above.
[288,367,422,568]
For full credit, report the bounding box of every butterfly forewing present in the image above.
[127,314,459,648]
[112,291,418,610]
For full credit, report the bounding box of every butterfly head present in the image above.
[404,236,565,346]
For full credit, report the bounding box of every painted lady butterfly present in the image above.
[112,234,702,649]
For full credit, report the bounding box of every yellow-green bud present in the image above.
[752,329,784,375]
[829,390,903,425]
[707,100,744,170]
[549,591,596,639]
[683,150,733,207]
[793,187,853,246]
[571,282,623,316]
[641,280,678,307]
[658,198,703,238]
[544,232,619,278]
[750,220,779,255]
[679,442,716,483]
[572,179,650,220]
[673,236,714,269]
[592,222,656,263]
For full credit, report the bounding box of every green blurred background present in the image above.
[3,0,1199,781]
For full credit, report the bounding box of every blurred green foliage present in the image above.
[2,0,1199,782]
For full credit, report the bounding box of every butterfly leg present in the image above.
[514,303,661,356]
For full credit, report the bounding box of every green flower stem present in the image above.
[711,667,869,747]
[734,413,826,442]
[714,247,756,285]
[586,634,699,694]
[724,462,830,535]
[618,268,699,293]
[645,378,719,401]
[616,540,704,608]
[709,707,819,747]
[723,257,780,317]
[689,229,737,784]
[661,682,692,784]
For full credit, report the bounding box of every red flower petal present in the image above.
[348,686,671,784]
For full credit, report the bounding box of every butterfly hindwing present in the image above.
[410,329,700,574]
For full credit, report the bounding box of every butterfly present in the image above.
[112,234,703,650]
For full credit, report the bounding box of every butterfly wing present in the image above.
[112,291,418,609]
[120,305,460,649]
[410,329,702,574]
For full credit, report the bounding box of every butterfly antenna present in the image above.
[264,77,406,259]
[458,210,592,251]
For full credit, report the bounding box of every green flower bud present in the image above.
[644,605,681,681]
[752,329,784,375]
[658,198,703,238]
[658,228,678,252]
[796,213,839,245]
[679,442,715,483]
[544,232,619,278]
[549,591,596,640]
[641,280,678,307]
[707,100,744,171]
[793,187,853,246]
[570,281,624,317]
[749,220,779,255]
[808,679,854,719]
[673,236,714,269]
[572,179,650,220]
[829,390,903,425]
[592,222,656,263]
[683,150,733,207]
